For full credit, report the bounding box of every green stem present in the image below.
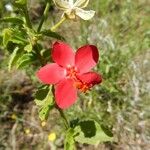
[37,1,50,32]
[50,16,66,32]
[23,7,32,29]
[34,44,46,66]
[56,106,69,129]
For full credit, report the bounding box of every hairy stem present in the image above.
[56,106,69,129]
[37,1,50,32]
[50,16,66,32]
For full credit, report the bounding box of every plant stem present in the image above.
[34,44,46,66]
[56,106,69,129]
[37,1,50,32]
[50,16,66,32]
[22,5,46,66]
[23,7,32,29]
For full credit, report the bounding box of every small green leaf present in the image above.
[41,30,65,41]
[10,37,26,45]
[24,43,32,52]
[10,28,27,45]
[75,120,113,145]
[8,47,21,71]
[39,104,53,121]
[64,128,76,150]
[2,28,13,46]
[34,87,50,106]
[2,28,27,47]
[34,86,54,121]
[16,53,34,69]
[0,17,24,25]
[15,0,27,6]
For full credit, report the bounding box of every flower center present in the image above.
[74,81,91,93]
[66,66,78,79]
[66,66,91,93]
[65,9,76,19]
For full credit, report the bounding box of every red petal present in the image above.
[55,79,77,109]
[52,41,75,67]
[37,63,66,84]
[75,45,99,73]
[77,72,102,86]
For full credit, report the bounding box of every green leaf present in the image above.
[64,128,76,150]
[2,28,27,47]
[16,53,34,69]
[75,120,113,145]
[34,87,50,106]
[40,30,65,41]
[10,28,27,45]
[39,105,53,121]
[8,47,21,71]
[2,28,13,46]
[34,86,54,121]
[0,17,24,25]
[10,37,26,45]
[24,43,32,52]
[15,0,27,6]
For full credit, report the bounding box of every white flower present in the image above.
[5,3,13,12]
[53,0,95,20]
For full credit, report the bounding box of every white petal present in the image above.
[53,0,70,10]
[75,8,95,20]
[69,0,74,6]
[74,0,89,8]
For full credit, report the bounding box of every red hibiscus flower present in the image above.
[37,41,102,109]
